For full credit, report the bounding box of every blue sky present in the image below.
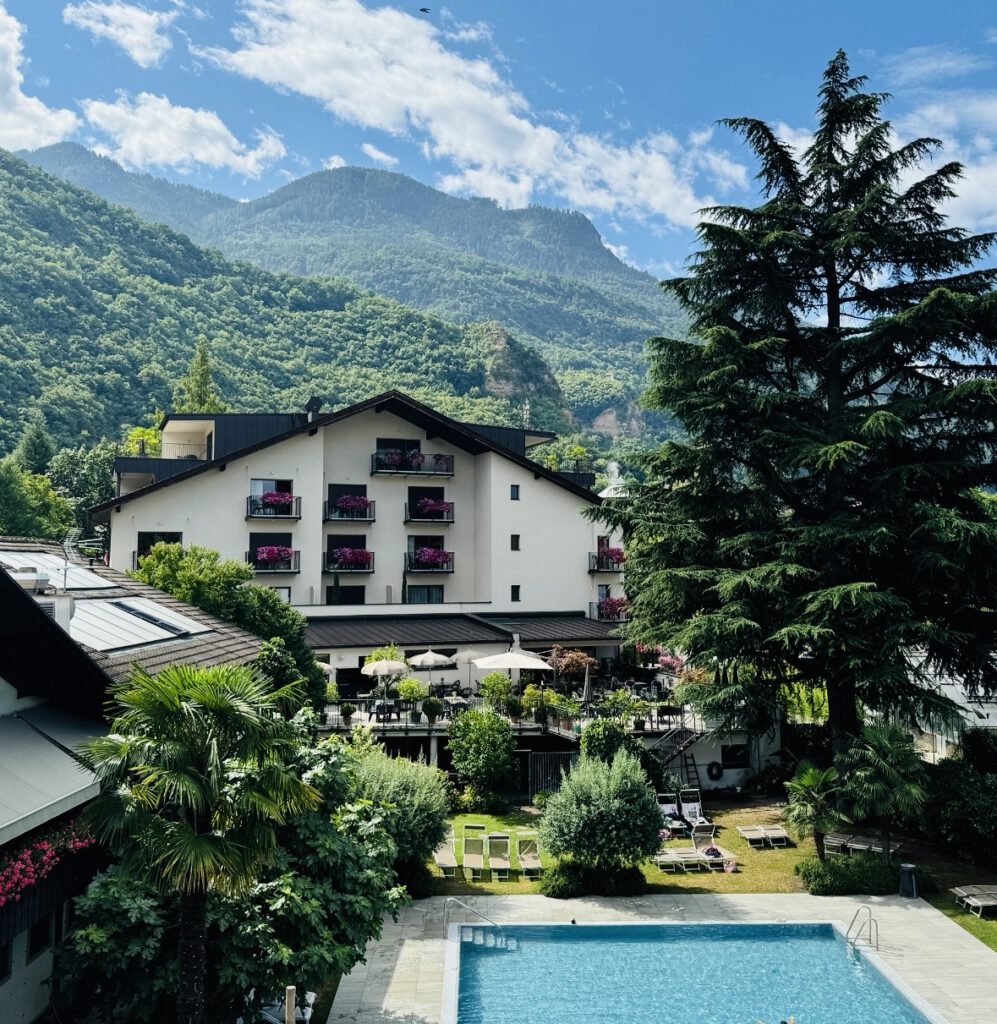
[4,0,997,273]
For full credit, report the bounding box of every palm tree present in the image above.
[783,762,842,861]
[835,724,928,861]
[79,664,320,1024]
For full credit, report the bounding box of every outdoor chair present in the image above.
[517,836,543,879]
[867,836,903,858]
[737,826,768,849]
[679,788,704,823]
[657,792,680,820]
[762,825,790,847]
[434,833,458,878]
[691,821,716,842]
[487,833,511,881]
[950,883,997,906]
[824,832,855,855]
[964,894,997,918]
[655,848,706,873]
[463,837,485,881]
[843,835,874,854]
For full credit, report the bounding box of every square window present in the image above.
[27,914,52,962]
[511,585,521,602]
[510,534,520,551]
[326,585,366,605]
[721,743,751,769]
[510,484,520,500]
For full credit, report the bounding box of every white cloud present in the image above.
[361,142,398,167]
[81,92,285,176]
[0,5,79,149]
[195,0,744,228]
[881,45,989,87]
[63,1,178,69]
[323,153,346,169]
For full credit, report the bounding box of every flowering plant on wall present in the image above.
[255,545,294,564]
[601,546,626,564]
[416,498,452,516]
[332,547,373,568]
[260,490,294,507]
[382,449,404,467]
[0,819,95,909]
[414,546,451,568]
[598,596,628,619]
[335,494,372,513]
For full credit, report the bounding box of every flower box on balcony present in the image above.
[249,547,300,572]
[417,498,451,515]
[328,547,374,572]
[336,494,372,513]
[407,548,454,571]
[261,490,295,507]
[598,597,629,620]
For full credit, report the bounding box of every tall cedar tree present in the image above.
[598,52,997,752]
[172,336,229,413]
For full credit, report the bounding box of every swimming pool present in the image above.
[447,922,944,1024]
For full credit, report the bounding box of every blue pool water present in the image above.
[455,923,933,1024]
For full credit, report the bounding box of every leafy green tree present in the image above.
[783,763,843,861]
[539,751,661,869]
[836,724,928,860]
[12,412,55,474]
[79,664,320,1024]
[479,671,514,710]
[172,335,229,413]
[0,458,75,538]
[132,543,325,707]
[447,709,515,798]
[579,718,678,793]
[596,51,997,753]
[47,439,117,530]
[123,423,163,456]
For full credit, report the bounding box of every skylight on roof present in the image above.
[70,598,212,653]
[0,550,107,590]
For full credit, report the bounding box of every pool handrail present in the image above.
[443,897,507,942]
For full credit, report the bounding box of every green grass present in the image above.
[426,800,997,953]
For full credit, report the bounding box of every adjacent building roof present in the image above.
[305,610,623,651]
[92,390,600,519]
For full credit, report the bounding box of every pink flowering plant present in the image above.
[601,546,626,564]
[416,498,452,516]
[598,596,628,619]
[255,545,294,564]
[658,654,684,673]
[414,546,451,568]
[335,494,372,513]
[331,547,373,568]
[0,819,95,909]
[260,490,294,507]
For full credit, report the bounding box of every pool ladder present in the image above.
[443,897,518,950]
[845,905,879,950]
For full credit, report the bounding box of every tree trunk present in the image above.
[814,831,826,862]
[177,889,209,1024]
[826,671,860,756]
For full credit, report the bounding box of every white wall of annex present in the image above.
[0,927,55,1024]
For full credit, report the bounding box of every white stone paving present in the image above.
[327,894,997,1024]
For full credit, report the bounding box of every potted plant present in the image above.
[422,696,444,725]
[409,451,426,469]
[598,596,628,621]
[254,544,294,566]
[398,678,428,721]
[331,547,373,569]
[335,494,372,517]
[414,546,451,569]
[505,695,524,724]
[521,684,543,722]
[433,453,450,470]
[260,490,295,511]
[416,497,452,518]
[383,448,403,468]
[631,699,650,731]
[340,702,356,725]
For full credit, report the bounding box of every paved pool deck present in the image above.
[327,893,997,1024]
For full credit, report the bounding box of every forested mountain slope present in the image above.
[24,144,685,432]
[0,150,568,453]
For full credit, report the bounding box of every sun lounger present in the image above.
[844,835,874,854]
[737,826,768,849]
[517,836,542,879]
[762,825,790,847]
[691,821,717,841]
[434,834,458,878]
[824,832,854,855]
[680,788,703,823]
[867,837,903,858]
[658,792,680,820]
[965,895,997,918]
[701,845,738,872]
[950,884,997,906]
[463,837,485,881]
[487,833,511,881]
[655,848,706,873]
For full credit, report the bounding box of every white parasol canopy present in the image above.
[360,659,408,676]
[316,662,336,676]
[408,649,454,669]
[473,648,552,672]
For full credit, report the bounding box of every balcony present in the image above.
[324,499,376,523]
[247,549,301,573]
[404,501,454,524]
[324,550,376,574]
[371,451,454,476]
[588,549,625,573]
[246,494,302,519]
[161,442,209,461]
[405,550,455,573]
[589,599,627,623]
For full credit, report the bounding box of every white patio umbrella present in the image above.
[316,662,336,676]
[408,648,454,688]
[451,646,485,689]
[360,658,408,698]
[472,648,552,672]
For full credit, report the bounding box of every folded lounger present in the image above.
[737,826,768,849]
[487,833,511,881]
[518,837,543,880]
[658,793,680,820]
[965,895,997,919]
[434,834,458,878]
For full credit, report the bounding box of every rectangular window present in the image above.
[721,743,751,769]
[250,478,293,496]
[326,585,366,605]
[510,534,520,551]
[268,587,291,602]
[0,938,10,985]
[511,585,521,602]
[510,484,520,500]
[408,485,444,504]
[597,584,611,601]
[27,914,53,962]
[407,585,445,604]
[136,531,182,558]
[328,483,367,503]
[408,535,444,553]
[376,437,421,454]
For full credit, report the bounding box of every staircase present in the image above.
[459,927,519,951]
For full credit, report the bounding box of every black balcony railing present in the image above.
[371,451,454,475]
[246,550,301,573]
[246,495,302,519]
[404,501,455,523]
[589,600,628,622]
[324,551,376,573]
[324,499,376,522]
[588,551,625,572]
[405,550,455,573]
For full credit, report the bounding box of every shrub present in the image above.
[963,729,997,774]
[421,696,444,723]
[579,719,677,792]
[325,680,339,702]
[537,860,585,899]
[455,786,508,814]
[923,759,997,864]
[537,861,648,899]
[447,710,515,797]
[540,751,661,869]
[479,672,513,710]
[505,695,524,718]
[339,702,356,719]
[397,678,428,703]
[532,788,554,811]
[521,684,542,715]
[792,855,939,896]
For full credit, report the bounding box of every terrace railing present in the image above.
[246,550,301,573]
[324,499,376,522]
[246,495,302,519]
[371,451,454,475]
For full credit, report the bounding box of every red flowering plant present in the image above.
[416,498,452,516]
[254,545,294,564]
[601,546,626,564]
[414,546,451,568]
[0,818,95,908]
[260,491,294,507]
[335,494,372,513]
[598,596,628,620]
[331,547,373,568]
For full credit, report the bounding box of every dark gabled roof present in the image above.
[304,610,624,651]
[0,539,262,700]
[91,390,599,518]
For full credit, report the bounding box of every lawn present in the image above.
[428,800,997,952]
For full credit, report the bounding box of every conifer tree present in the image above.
[172,336,229,413]
[599,52,997,752]
[12,412,55,475]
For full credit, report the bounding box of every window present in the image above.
[136,531,182,558]
[250,478,293,496]
[328,483,367,503]
[408,535,444,553]
[0,938,10,986]
[511,585,521,602]
[510,534,520,551]
[376,437,421,454]
[249,532,292,558]
[510,484,520,500]
[407,585,444,604]
[327,534,367,551]
[597,584,611,601]
[268,587,292,602]
[27,913,52,962]
[721,743,751,769]
[326,585,366,605]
